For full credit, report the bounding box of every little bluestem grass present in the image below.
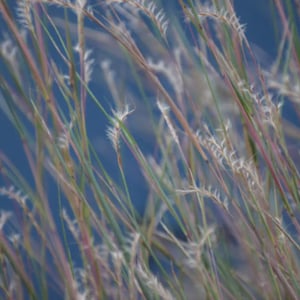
[0,0,300,299]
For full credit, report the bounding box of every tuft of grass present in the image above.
[0,0,300,299]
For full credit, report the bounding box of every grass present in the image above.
[0,0,300,299]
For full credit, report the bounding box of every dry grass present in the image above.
[0,0,300,299]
